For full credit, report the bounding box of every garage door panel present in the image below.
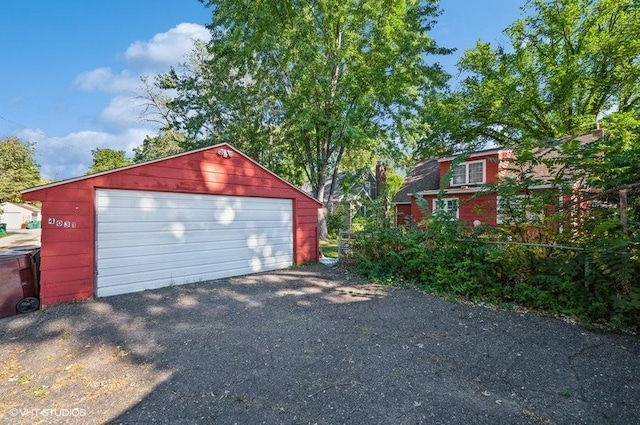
[96,220,291,234]
[96,189,294,297]
[97,235,293,256]
[97,226,293,239]
[97,242,293,271]
[96,228,292,245]
[97,255,293,297]
[98,195,292,220]
[98,210,293,225]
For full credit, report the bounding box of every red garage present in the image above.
[21,143,321,307]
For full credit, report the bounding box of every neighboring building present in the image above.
[0,202,41,230]
[317,168,378,209]
[393,132,600,227]
[393,148,510,226]
[315,169,377,229]
[21,143,321,307]
[306,162,386,225]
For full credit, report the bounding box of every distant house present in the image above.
[325,169,377,206]
[307,162,386,208]
[392,132,600,227]
[0,202,41,230]
[303,162,387,229]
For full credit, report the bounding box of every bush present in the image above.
[326,203,350,238]
[347,214,640,330]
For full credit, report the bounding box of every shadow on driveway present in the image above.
[0,264,638,424]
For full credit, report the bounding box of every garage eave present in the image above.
[21,143,322,206]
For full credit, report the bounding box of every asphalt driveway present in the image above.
[0,264,638,424]
[0,229,41,251]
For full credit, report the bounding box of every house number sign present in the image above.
[47,217,77,228]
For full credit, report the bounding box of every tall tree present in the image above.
[423,0,640,152]
[133,130,185,163]
[151,0,452,236]
[427,0,640,248]
[87,148,132,175]
[150,40,302,183]
[0,136,42,202]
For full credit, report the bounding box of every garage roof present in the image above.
[21,143,321,205]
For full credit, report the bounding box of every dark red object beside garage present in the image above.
[0,251,40,318]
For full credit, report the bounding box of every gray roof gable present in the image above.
[392,159,440,204]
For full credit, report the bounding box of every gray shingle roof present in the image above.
[392,159,440,204]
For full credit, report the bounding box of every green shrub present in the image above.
[327,204,350,238]
[347,214,640,330]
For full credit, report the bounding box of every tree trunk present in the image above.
[313,167,329,241]
[318,208,329,241]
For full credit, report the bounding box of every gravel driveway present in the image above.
[1,264,638,424]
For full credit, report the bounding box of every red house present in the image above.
[21,143,322,307]
[393,132,600,227]
[393,148,513,226]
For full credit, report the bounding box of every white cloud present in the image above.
[74,68,140,93]
[124,23,211,67]
[70,22,209,131]
[27,23,210,180]
[73,67,112,91]
[18,128,151,181]
[99,95,146,129]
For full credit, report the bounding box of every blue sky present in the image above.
[1,0,525,181]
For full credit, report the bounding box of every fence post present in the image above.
[584,252,589,283]
[620,189,628,235]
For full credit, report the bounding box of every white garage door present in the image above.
[95,189,293,297]
[1,212,22,230]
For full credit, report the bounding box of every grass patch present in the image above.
[320,237,339,259]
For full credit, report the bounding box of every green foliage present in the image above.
[569,130,640,225]
[320,237,339,259]
[0,136,42,202]
[429,0,640,149]
[385,167,405,199]
[348,0,640,329]
[327,163,407,235]
[87,148,132,175]
[133,130,184,163]
[152,0,452,202]
[354,198,393,231]
[327,203,350,237]
[347,212,640,329]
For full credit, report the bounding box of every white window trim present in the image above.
[496,195,541,224]
[432,198,460,219]
[450,159,486,187]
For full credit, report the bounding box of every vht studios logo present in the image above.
[9,408,87,417]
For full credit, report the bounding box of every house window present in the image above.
[432,198,459,219]
[364,181,374,199]
[451,160,485,186]
[496,195,541,224]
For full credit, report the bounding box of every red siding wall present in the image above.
[405,153,502,226]
[410,193,499,226]
[408,193,499,226]
[22,144,321,306]
[395,204,412,226]
[438,153,501,188]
